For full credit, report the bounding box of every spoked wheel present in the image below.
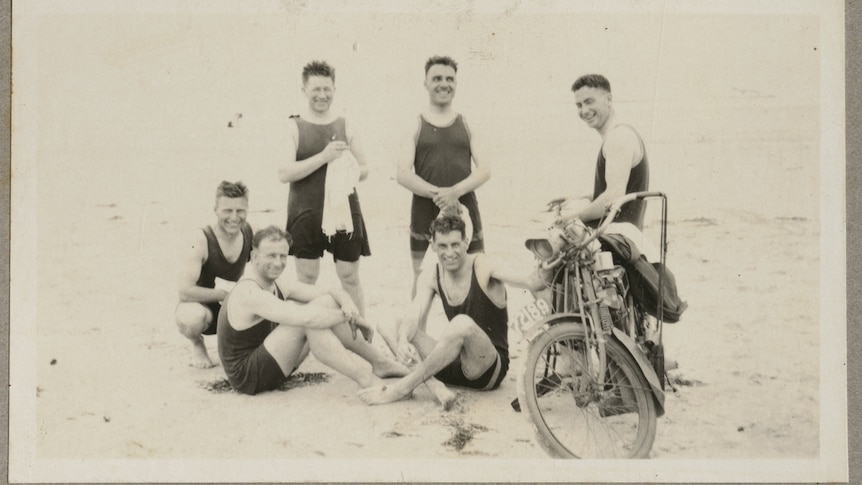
[517,322,657,458]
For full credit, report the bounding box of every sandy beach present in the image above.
[10,1,847,482]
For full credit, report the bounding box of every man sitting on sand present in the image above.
[217,225,409,396]
[359,214,548,407]
[175,181,253,368]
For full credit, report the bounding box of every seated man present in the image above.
[175,180,253,368]
[359,214,548,407]
[217,225,408,396]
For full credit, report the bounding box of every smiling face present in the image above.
[424,63,457,107]
[251,237,290,283]
[574,86,613,132]
[213,196,248,236]
[302,75,335,114]
[432,229,468,273]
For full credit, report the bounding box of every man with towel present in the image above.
[278,60,371,315]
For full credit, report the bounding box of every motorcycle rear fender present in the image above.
[523,313,665,417]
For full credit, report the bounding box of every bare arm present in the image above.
[396,119,439,198]
[432,117,491,210]
[393,269,437,363]
[278,119,348,183]
[177,230,228,303]
[346,121,369,182]
[485,255,551,293]
[562,126,641,222]
[235,282,347,330]
[282,280,361,322]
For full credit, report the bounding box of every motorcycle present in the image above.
[512,191,685,459]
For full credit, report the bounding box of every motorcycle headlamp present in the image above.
[525,226,568,261]
[525,220,590,261]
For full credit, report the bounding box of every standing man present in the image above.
[175,181,253,368]
[397,55,491,292]
[217,225,409,396]
[554,74,649,229]
[278,60,371,315]
[359,214,547,407]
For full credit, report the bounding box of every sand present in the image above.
[23,154,829,482]
[10,2,847,482]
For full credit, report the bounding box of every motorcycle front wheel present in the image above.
[517,321,657,458]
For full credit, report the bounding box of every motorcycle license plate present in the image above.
[513,298,552,336]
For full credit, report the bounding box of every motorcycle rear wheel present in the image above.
[517,321,657,458]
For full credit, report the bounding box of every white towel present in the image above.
[321,151,360,236]
[443,202,473,247]
[420,203,474,273]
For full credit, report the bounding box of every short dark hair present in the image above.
[430,214,467,240]
[252,225,293,249]
[215,181,248,200]
[302,60,335,84]
[425,55,458,74]
[571,74,611,93]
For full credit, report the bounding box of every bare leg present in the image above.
[359,315,497,405]
[263,324,311,376]
[335,259,365,315]
[406,328,459,409]
[294,258,321,285]
[175,303,215,369]
[263,312,380,389]
[410,250,426,299]
[377,319,401,357]
[305,328,381,388]
[305,295,407,378]
[378,319,457,408]
[331,322,410,378]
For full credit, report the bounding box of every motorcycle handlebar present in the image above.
[574,191,666,248]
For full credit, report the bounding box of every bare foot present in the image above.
[439,388,459,411]
[424,378,458,410]
[357,383,412,405]
[190,338,215,369]
[372,359,411,379]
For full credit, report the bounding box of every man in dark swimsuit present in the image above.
[552,74,650,230]
[359,214,547,407]
[278,60,371,314]
[175,181,253,368]
[397,56,491,293]
[217,225,409,396]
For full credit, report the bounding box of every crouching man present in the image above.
[360,214,548,407]
[217,225,408,396]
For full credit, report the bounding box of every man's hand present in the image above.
[547,195,591,211]
[320,140,350,164]
[340,301,372,341]
[537,261,558,282]
[396,337,421,365]
[546,196,569,210]
[340,300,361,322]
[432,186,461,211]
[348,315,375,343]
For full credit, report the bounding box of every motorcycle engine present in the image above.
[595,266,630,331]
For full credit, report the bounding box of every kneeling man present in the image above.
[360,214,547,406]
[217,225,407,396]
